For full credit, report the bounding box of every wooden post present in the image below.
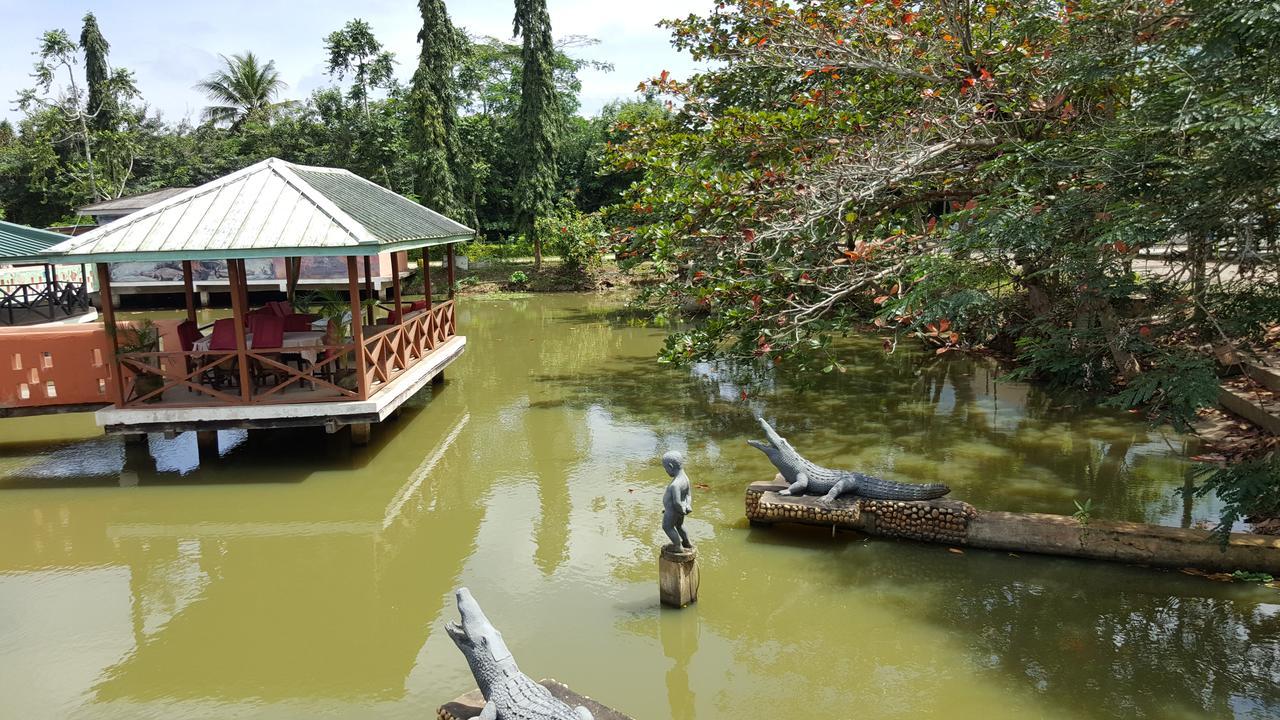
[390,252,403,324]
[423,247,433,308]
[239,259,251,310]
[446,243,456,299]
[363,251,373,320]
[285,256,300,305]
[227,259,252,401]
[347,257,369,400]
[181,260,196,322]
[659,546,700,608]
[96,263,126,407]
[44,264,56,320]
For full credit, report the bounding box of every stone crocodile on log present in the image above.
[445,588,593,720]
[747,417,949,502]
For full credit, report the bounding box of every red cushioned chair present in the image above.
[204,318,240,389]
[176,320,203,352]
[410,299,428,313]
[282,313,318,332]
[267,300,292,317]
[176,320,204,375]
[249,314,287,387]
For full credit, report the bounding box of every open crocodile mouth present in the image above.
[445,620,472,646]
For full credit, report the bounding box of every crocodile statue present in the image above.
[747,417,950,503]
[446,587,594,720]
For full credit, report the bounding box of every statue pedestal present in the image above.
[659,545,699,608]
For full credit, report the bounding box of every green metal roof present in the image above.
[4,159,473,265]
[292,168,471,243]
[0,220,68,260]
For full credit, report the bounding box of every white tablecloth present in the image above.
[192,331,327,364]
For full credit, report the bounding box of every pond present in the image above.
[0,293,1276,720]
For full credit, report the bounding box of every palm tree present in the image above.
[195,52,288,127]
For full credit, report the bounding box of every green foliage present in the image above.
[536,200,605,274]
[1186,455,1280,541]
[324,19,396,116]
[80,13,116,132]
[1231,570,1274,583]
[513,0,560,267]
[509,270,529,286]
[1072,499,1095,527]
[1103,351,1220,431]
[408,0,466,222]
[195,52,289,128]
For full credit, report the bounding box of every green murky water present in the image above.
[1,294,1277,720]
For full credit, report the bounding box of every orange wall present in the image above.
[0,325,116,409]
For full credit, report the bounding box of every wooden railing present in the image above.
[114,300,457,409]
[0,280,92,325]
[361,300,456,394]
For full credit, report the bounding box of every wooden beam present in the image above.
[347,257,369,400]
[181,260,196,323]
[446,243,456,300]
[363,255,375,326]
[390,252,403,325]
[238,258,250,311]
[96,263,126,407]
[227,259,252,401]
[423,247,432,309]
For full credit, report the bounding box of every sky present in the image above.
[0,0,705,124]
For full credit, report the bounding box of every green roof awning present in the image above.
[0,220,69,261]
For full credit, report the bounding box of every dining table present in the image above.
[191,330,328,364]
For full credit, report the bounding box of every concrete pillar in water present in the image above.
[432,371,445,386]
[350,422,372,446]
[659,545,699,608]
[196,430,219,459]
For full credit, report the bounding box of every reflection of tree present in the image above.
[696,532,1280,719]
[536,316,1198,525]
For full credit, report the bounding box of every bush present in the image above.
[536,200,606,274]
[509,270,529,287]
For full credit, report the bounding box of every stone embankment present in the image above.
[746,478,1280,574]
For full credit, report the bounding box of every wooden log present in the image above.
[744,478,1280,574]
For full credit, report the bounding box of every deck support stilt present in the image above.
[196,430,219,458]
[432,371,445,386]
[350,422,371,446]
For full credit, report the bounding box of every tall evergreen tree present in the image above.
[513,0,558,269]
[80,12,114,132]
[409,0,467,223]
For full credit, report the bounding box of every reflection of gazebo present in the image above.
[15,158,472,443]
[0,220,93,326]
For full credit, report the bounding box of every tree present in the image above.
[195,52,289,128]
[16,28,138,203]
[324,19,396,118]
[80,12,116,132]
[409,0,467,222]
[609,0,1274,430]
[513,0,559,269]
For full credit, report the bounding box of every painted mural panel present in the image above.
[107,256,383,284]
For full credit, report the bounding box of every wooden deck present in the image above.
[97,335,465,434]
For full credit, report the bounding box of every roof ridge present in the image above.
[271,161,380,246]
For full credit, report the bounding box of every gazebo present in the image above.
[0,220,93,326]
[18,158,472,443]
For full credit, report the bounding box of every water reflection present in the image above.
[0,294,1273,720]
